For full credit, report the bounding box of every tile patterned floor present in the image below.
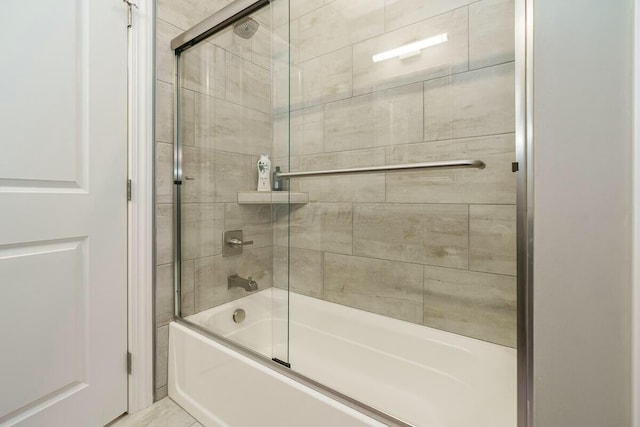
[108,398,201,427]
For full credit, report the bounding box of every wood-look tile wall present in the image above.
[155,0,517,402]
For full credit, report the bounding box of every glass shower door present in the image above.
[279,0,518,425]
[174,1,291,365]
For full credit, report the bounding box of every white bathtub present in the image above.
[170,288,516,427]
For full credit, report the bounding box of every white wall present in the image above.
[532,0,634,425]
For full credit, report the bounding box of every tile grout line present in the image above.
[467,5,471,71]
[421,258,426,325]
[351,202,355,257]
[468,204,471,270]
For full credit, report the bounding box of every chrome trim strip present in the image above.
[525,0,535,424]
[276,160,485,179]
[173,318,414,427]
[151,0,158,398]
[516,0,534,425]
[173,52,183,318]
[170,0,269,51]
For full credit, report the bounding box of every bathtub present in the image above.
[169,288,516,427]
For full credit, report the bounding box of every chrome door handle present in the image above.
[227,238,254,247]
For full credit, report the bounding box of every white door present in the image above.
[0,1,128,426]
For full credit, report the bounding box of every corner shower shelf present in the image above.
[237,191,309,205]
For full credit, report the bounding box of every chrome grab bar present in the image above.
[275,160,485,179]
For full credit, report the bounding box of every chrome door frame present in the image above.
[516,0,534,426]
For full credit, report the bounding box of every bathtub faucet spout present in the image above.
[228,274,259,292]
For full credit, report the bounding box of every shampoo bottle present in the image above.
[257,155,271,192]
[273,166,283,191]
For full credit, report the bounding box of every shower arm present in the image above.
[274,160,486,180]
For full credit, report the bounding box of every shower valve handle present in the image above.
[227,238,254,247]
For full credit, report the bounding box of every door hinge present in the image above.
[127,351,132,375]
[127,179,132,201]
[123,0,138,28]
[512,162,519,173]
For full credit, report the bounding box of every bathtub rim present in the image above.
[173,316,415,427]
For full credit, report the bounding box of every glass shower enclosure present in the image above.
[172,0,520,425]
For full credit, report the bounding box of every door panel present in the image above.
[0,0,128,426]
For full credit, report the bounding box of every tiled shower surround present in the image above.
[273,0,516,346]
[154,0,516,401]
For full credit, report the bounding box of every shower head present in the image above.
[233,17,259,39]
